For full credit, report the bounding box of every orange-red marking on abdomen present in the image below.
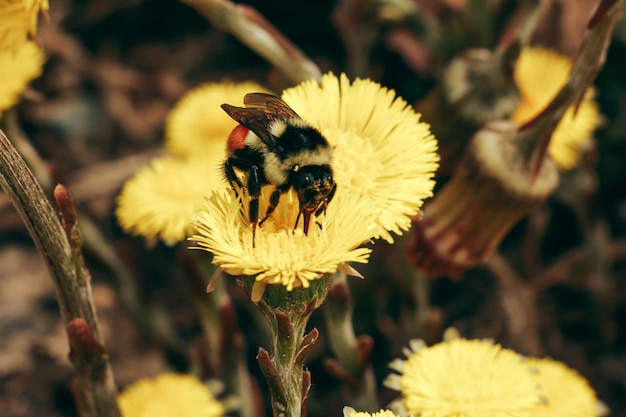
[227,124,249,154]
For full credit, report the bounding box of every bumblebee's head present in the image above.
[291,165,335,213]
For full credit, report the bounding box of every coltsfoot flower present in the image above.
[192,186,377,301]
[511,46,601,170]
[384,335,541,417]
[528,358,605,417]
[166,81,269,158]
[118,373,224,417]
[343,407,400,417]
[0,40,44,116]
[282,72,439,242]
[0,0,48,50]
[116,156,227,245]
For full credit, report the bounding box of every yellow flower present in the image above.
[511,46,600,170]
[116,156,227,245]
[384,337,541,417]
[118,373,224,417]
[0,40,44,116]
[0,0,48,50]
[343,407,400,417]
[192,186,377,301]
[528,358,603,417]
[282,72,439,242]
[166,81,269,158]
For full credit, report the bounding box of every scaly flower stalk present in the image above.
[0,131,121,417]
[179,0,321,84]
[252,275,332,417]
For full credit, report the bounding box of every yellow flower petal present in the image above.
[282,72,439,242]
[0,40,44,115]
[385,338,541,417]
[528,358,601,417]
[511,46,600,170]
[116,155,227,245]
[192,186,376,293]
[118,373,224,417]
[343,407,400,417]
[166,81,270,158]
[0,0,48,50]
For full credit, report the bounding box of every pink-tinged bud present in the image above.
[407,121,559,278]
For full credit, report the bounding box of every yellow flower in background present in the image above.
[192,186,376,301]
[0,0,49,50]
[118,373,224,417]
[166,81,269,158]
[0,40,44,116]
[282,72,439,242]
[384,337,541,417]
[116,156,227,245]
[511,46,600,170]
[528,358,604,417]
[343,407,400,417]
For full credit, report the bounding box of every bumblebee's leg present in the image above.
[259,184,289,227]
[312,183,337,231]
[247,165,262,246]
[223,159,244,189]
[302,210,313,236]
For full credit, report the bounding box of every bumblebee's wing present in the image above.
[221,93,300,149]
[243,93,301,119]
[221,104,279,149]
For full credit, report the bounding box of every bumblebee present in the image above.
[221,93,336,244]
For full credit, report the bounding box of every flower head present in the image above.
[384,336,541,417]
[192,186,376,301]
[116,156,227,245]
[118,373,224,417]
[528,358,603,417]
[0,40,44,116]
[343,407,400,417]
[166,81,269,158]
[0,0,48,50]
[282,73,439,242]
[511,46,600,170]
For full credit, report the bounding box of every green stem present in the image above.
[324,272,378,411]
[253,275,332,417]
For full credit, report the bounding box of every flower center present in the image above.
[325,128,383,193]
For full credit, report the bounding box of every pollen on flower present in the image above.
[166,81,270,158]
[511,46,600,170]
[0,40,44,116]
[384,337,541,417]
[282,72,440,243]
[527,358,602,417]
[191,185,376,300]
[118,373,224,417]
[116,156,227,245]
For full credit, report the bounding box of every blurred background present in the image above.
[1,0,626,416]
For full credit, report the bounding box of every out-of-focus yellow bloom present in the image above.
[0,40,44,116]
[282,72,439,242]
[0,0,49,50]
[116,156,227,245]
[384,336,541,417]
[166,81,269,158]
[192,186,376,301]
[511,46,600,170]
[343,407,400,417]
[118,373,224,417]
[528,358,604,417]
